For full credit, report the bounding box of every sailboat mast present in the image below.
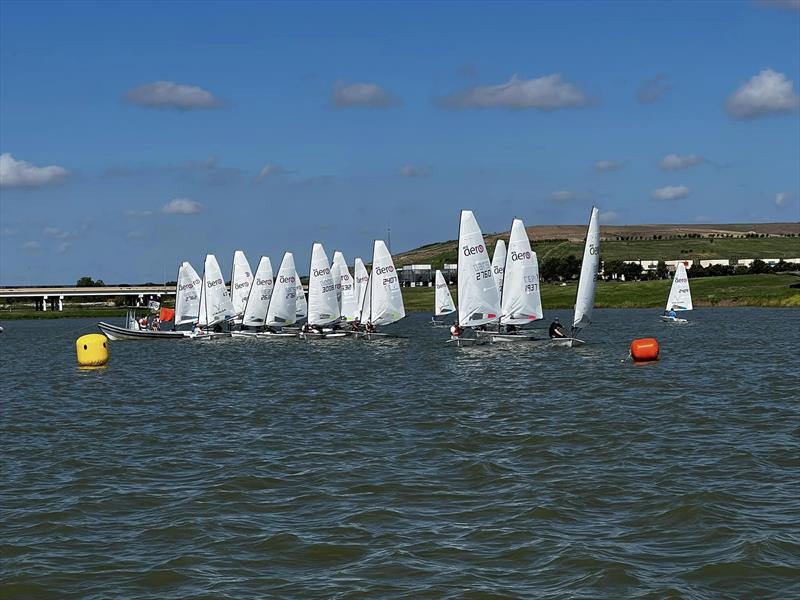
[457,210,463,327]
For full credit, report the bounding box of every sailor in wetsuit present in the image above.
[549,317,567,338]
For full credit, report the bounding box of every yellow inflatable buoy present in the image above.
[76,334,109,367]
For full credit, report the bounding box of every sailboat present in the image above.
[431,269,456,327]
[353,258,369,314]
[97,261,200,340]
[259,252,299,337]
[491,239,507,296]
[229,250,253,325]
[332,251,360,324]
[294,270,307,324]
[661,262,692,323]
[196,253,236,339]
[356,240,405,339]
[491,218,543,342]
[232,256,274,337]
[301,242,343,338]
[450,210,501,346]
[551,207,600,347]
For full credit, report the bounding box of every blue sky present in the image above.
[1,0,798,284]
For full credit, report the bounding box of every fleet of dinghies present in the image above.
[99,206,618,347]
[99,239,406,341]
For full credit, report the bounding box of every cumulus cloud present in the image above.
[438,73,592,110]
[399,164,430,178]
[594,160,626,172]
[332,80,398,108]
[57,242,72,254]
[599,210,620,223]
[548,190,578,202]
[21,240,41,251]
[637,74,672,104]
[652,185,690,201]
[124,80,223,111]
[255,164,290,181]
[124,209,154,218]
[725,69,800,119]
[659,153,706,170]
[161,198,202,214]
[775,192,790,206]
[0,153,70,188]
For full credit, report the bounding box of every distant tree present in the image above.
[655,260,668,279]
[621,262,643,281]
[749,259,768,274]
[94,279,106,287]
[76,276,95,287]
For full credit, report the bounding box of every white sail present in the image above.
[573,207,600,330]
[333,251,359,321]
[666,262,693,311]
[229,250,253,319]
[491,239,507,295]
[364,240,405,326]
[501,219,543,324]
[175,261,202,325]
[354,257,369,314]
[358,272,372,322]
[198,254,235,327]
[266,253,298,326]
[434,269,456,316]
[330,256,343,305]
[307,243,340,326]
[294,271,307,320]
[241,256,273,327]
[457,210,501,327]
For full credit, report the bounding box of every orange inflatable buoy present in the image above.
[630,338,659,362]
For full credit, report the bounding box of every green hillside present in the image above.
[402,273,800,312]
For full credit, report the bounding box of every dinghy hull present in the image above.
[550,337,585,348]
[97,322,190,341]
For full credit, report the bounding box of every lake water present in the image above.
[1,309,799,599]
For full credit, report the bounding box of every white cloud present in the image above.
[1,227,17,236]
[161,198,202,214]
[725,69,800,119]
[548,190,578,202]
[439,73,592,110]
[594,160,626,172]
[0,153,70,188]
[775,192,790,206]
[125,81,223,111]
[637,74,672,104]
[332,81,397,108]
[127,230,145,239]
[599,210,620,223]
[21,240,41,251]
[57,242,72,254]
[659,153,706,170]
[399,164,430,178]
[652,185,690,200]
[256,164,290,181]
[124,209,154,217]
[44,227,72,239]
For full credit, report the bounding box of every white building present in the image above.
[699,259,730,268]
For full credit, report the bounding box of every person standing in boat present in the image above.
[549,317,567,338]
[450,322,462,338]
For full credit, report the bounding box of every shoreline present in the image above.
[2,274,798,320]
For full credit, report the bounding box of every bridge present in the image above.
[0,286,174,311]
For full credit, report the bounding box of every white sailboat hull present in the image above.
[98,322,191,341]
[550,337,585,348]
[660,315,688,323]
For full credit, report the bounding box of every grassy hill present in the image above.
[394,222,800,268]
[401,273,800,312]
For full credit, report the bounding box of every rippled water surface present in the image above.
[2,309,799,599]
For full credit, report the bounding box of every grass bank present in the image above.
[401,273,800,312]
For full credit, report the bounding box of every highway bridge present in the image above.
[0,286,173,311]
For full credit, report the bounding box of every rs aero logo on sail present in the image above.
[279,275,296,284]
[375,265,394,275]
[234,281,250,289]
[462,244,484,256]
[256,277,273,286]
[510,250,531,261]
[206,277,223,288]
[313,268,330,276]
